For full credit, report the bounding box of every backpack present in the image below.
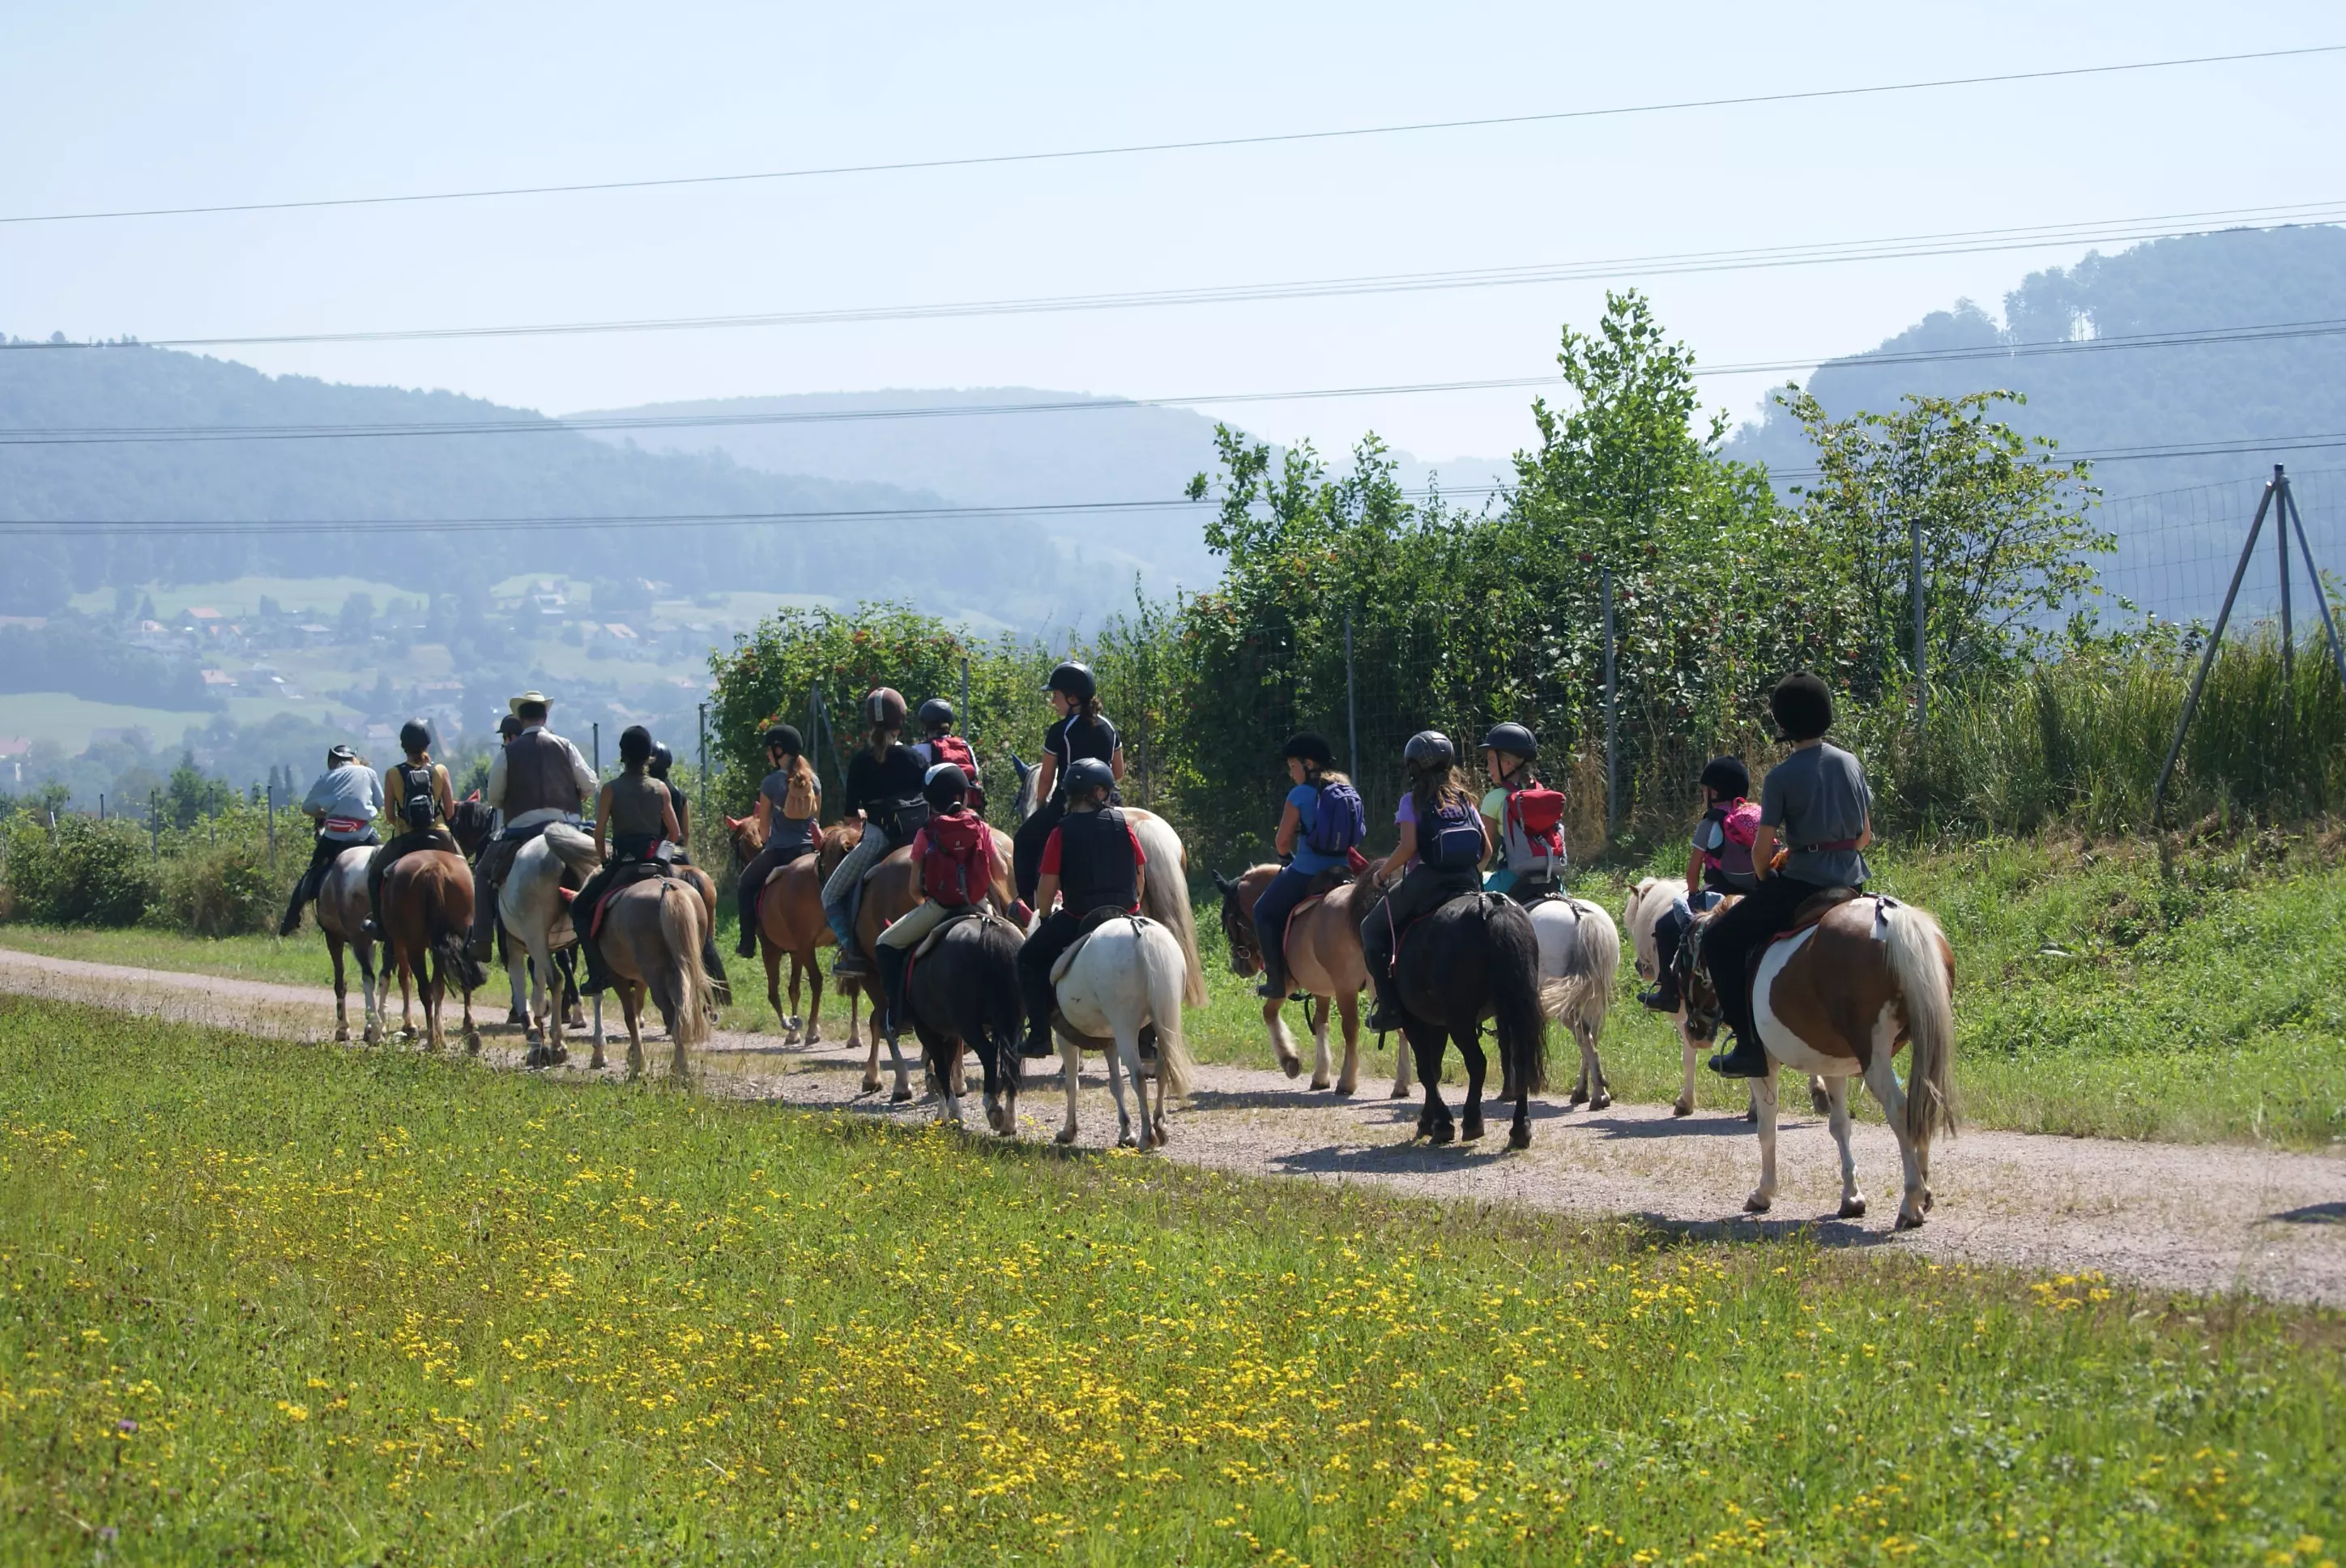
[1421,795,1487,871]
[397,763,437,831]
[927,733,977,776]
[1708,799,1761,881]
[1502,782,1567,874]
[1303,778,1365,858]
[919,811,988,905]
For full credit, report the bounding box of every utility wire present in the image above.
[4,45,2339,228]
[10,313,2346,447]
[10,198,2346,352]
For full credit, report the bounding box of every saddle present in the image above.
[1281,866,1356,948]
[581,860,673,941]
[1774,885,1863,942]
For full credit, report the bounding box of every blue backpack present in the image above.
[1303,779,1365,858]
[1422,795,1486,871]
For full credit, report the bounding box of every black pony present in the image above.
[905,913,1028,1136]
[1390,891,1549,1148]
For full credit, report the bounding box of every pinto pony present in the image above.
[1680,893,1956,1230]
[1514,894,1620,1111]
[1215,864,1401,1097]
[1388,892,1548,1150]
[1625,877,1828,1121]
[380,849,485,1055]
[1009,756,1207,1008]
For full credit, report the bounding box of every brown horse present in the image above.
[1680,893,1956,1230]
[593,871,716,1080]
[1214,864,1405,1097]
[724,816,838,1045]
[381,850,485,1055]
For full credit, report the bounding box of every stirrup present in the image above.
[1707,1034,1769,1079]
[1366,999,1404,1033]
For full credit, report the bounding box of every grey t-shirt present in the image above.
[1760,742,1871,887]
[761,767,820,851]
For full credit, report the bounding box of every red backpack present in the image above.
[919,810,989,905]
[1502,782,1568,873]
[927,734,977,774]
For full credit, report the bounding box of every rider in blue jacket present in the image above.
[1252,731,1359,999]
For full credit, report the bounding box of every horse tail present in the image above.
[1133,815,1208,1007]
[1573,898,1618,1038]
[1881,901,1956,1150]
[1145,924,1197,1104]
[432,912,486,995]
[1488,898,1549,1096]
[661,879,714,1048]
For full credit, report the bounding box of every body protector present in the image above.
[1055,807,1137,916]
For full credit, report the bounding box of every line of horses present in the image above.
[300,759,1958,1231]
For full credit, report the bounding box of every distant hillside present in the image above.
[565,389,1514,592]
[0,347,1120,626]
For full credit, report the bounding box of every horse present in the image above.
[501,826,607,1068]
[1678,893,1956,1230]
[1214,864,1408,1097]
[311,844,383,1045]
[450,799,584,1038]
[902,911,1026,1135]
[1625,877,1829,1120]
[1047,914,1197,1150]
[724,816,835,1045]
[379,849,486,1055]
[1387,891,1549,1150]
[1507,893,1620,1111]
[591,870,718,1080]
[1009,756,1208,1008]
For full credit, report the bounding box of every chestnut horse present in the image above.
[1679,893,1955,1230]
[593,871,716,1080]
[380,849,486,1055]
[1214,864,1405,1098]
[724,816,838,1045]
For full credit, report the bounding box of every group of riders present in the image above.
[275,658,1873,1081]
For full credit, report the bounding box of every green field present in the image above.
[1,996,2337,1565]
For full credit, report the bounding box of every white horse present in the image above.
[1009,757,1209,1009]
[1625,876,1828,1120]
[1521,894,1620,1110]
[1050,915,1198,1150]
[499,825,608,1068]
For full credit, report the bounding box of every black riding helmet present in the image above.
[864,688,908,731]
[1403,730,1456,773]
[1769,672,1834,742]
[1477,722,1537,761]
[917,697,955,731]
[649,743,674,779]
[399,718,432,754]
[1699,755,1751,800]
[618,724,654,765]
[1045,661,1097,704]
[498,714,523,741]
[1282,730,1333,767]
[1063,756,1115,800]
[762,722,804,756]
[923,762,970,810]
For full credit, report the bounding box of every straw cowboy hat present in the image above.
[508,690,552,714]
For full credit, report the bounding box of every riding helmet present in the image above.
[864,687,908,731]
[1282,730,1334,767]
[649,743,674,778]
[618,724,654,765]
[1063,756,1116,799]
[398,718,432,754]
[1402,730,1456,773]
[1044,661,1097,704]
[762,722,804,755]
[498,714,523,741]
[916,697,956,731]
[1477,721,1538,761]
[1699,755,1751,800]
[923,762,970,810]
[1768,671,1834,742]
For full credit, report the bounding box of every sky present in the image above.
[5,1,2344,470]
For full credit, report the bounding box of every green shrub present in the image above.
[154,838,285,937]
[0,813,154,927]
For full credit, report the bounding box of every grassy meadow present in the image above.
[2,995,2340,1565]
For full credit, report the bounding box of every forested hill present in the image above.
[0,346,1122,623]
[1723,224,2346,501]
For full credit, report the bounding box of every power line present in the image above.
[6,45,2337,229]
[10,198,2346,352]
[11,313,2346,447]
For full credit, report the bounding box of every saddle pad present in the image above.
[590,867,673,942]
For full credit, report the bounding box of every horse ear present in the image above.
[1213,871,1234,893]
[1009,753,1029,782]
[464,789,480,803]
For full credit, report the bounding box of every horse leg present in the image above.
[1580,1019,1612,1112]
[1056,1037,1082,1145]
[1307,997,1334,1092]
[1458,1029,1487,1143]
[766,944,789,1038]
[859,985,886,1094]
[1334,992,1362,1097]
[1810,1075,1832,1117]
[1674,1014,1699,1118]
[1825,1075,1865,1219]
[1410,1031,1451,1144]
[422,949,444,1054]
[330,935,350,1042]
[880,993,915,1104]
[621,982,646,1079]
[357,940,382,1044]
[1106,1033,1139,1149]
[398,960,416,1042]
[506,950,529,1028]
[460,967,480,1055]
[1744,1068,1781,1214]
[1860,1047,1930,1230]
[1263,995,1302,1080]
[803,955,823,1046]
[1509,1041,1534,1152]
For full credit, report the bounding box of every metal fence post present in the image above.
[149,790,160,860]
[1345,610,1359,781]
[2152,475,2275,825]
[98,794,105,822]
[591,722,600,776]
[1911,513,1927,731]
[959,657,971,745]
[2277,465,2294,692]
[1602,567,1618,839]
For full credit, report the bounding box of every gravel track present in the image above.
[5,947,2341,1305]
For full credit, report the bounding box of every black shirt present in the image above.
[844,744,928,818]
[1045,713,1119,800]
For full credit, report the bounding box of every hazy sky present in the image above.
[5,2,2343,469]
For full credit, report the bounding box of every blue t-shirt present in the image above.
[1286,783,1345,874]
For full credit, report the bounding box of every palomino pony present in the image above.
[1387,891,1550,1149]
[592,870,717,1080]
[312,844,382,1044]
[902,910,1026,1135]
[1625,877,1829,1120]
[723,816,834,1045]
[1009,756,1208,1009]
[1214,864,1407,1097]
[1679,892,1956,1230]
[1048,914,1198,1150]
[379,849,486,1054]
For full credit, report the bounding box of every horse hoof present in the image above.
[1838,1197,1868,1220]
[891,1087,914,1105]
[1923,1189,1935,1212]
[1742,1106,1759,1123]
[1671,1099,1693,1118]
[333,1026,350,1044]
[1744,1195,1772,1214]
[465,1031,482,1056]
[1280,1056,1302,1080]
[1568,1087,1588,1106]
[1055,1127,1077,1146]
[1589,1091,1612,1111]
[1810,1085,1833,1116]
[1896,1210,1926,1231]
[1309,1078,1331,1093]
[1390,1085,1410,1100]
[1508,1123,1532,1151]
[504,1010,528,1028]
[1427,1123,1455,1147]
[1461,1118,1485,1143]
[1117,1132,1137,1149]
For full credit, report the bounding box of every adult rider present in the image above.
[1015,757,1146,1059]
[467,691,597,961]
[278,744,383,937]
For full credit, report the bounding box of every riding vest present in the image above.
[502,730,582,818]
[1056,807,1138,916]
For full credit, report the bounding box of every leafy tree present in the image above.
[164,752,211,830]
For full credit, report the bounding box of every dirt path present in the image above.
[5,947,2342,1306]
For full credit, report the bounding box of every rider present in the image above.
[648,743,690,854]
[574,726,684,995]
[821,688,929,979]
[734,723,822,959]
[467,691,597,961]
[1017,757,1147,1059]
[875,763,994,1042]
[1700,673,1875,1078]
[1639,755,1757,1013]
[1011,661,1124,918]
[1250,731,1363,999]
[279,744,384,937]
[362,719,459,937]
[910,697,982,801]
[1359,732,1490,1033]
[1476,722,1567,903]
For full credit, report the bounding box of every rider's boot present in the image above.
[877,944,909,1041]
[277,887,306,939]
[1365,978,1405,1034]
[734,905,761,960]
[1020,1017,1056,1059]
[1706,1032,1769,1078]
[578,935,614,996]
[466,880,497,962]
[1638,976,1681,1012]
[1254,951,1286,1000]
